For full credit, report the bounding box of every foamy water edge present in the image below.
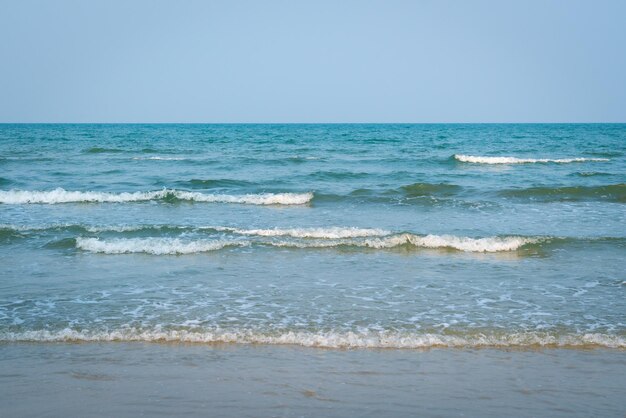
[2,329,623,349]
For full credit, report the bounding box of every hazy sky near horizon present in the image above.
[1,0,625,123]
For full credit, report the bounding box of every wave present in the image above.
[132,156,187,161]
[312,182,466,205]
[0,227,24,241]
[454,154,609,164]
[217,226,391,239]
[1,328,623,349]
[252,234,539,252]
[572,171,612,177]
[0,223,199,235]
[74,234,541,254]
[76,237,248,255]
[180,178,258,189]
[499,184,626,202]
[400,182,462,197]
[304,170,372,181]
[140,148,171,154]
[352,234,539,252]
[4,223,624,252]
[83,147,125,154]
[84,147,179,155]
[0,188,314,205]
[287,156,323,163]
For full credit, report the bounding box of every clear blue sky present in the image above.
[1,0,625,122]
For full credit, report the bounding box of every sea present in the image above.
[1,123,625,416]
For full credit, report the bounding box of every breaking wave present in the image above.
[7,223,624,252]
[217,226,391,239]
[76,237,248,255]
[454,154,609,164]
[1,329,623,349]
[74,234,541,254]
[300,234,541,252]
[359,234,539,252]
[0,188,314,205]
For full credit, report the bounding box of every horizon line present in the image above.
[1,122,625,125]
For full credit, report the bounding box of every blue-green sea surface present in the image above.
[0,124,625,348]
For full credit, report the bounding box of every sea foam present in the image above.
[2,328,623,348]
[454,154,609,164]
[76,237,248,255]
[362,234,539,252]
[0,188,314,205]
[75,234,539,253]
[218,226,391,239]
[214,228,538,251]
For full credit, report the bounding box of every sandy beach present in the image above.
[1,343,624,417]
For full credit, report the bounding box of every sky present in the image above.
[0,0,625,123]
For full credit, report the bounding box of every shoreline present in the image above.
[2,328,624,350]
[2,340,625,351]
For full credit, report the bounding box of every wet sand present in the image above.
[1,343,624,417]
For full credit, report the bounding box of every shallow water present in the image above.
[0,124,625,348]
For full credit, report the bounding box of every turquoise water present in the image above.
[1,124,625,348]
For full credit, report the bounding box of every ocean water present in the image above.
[0,123,625,348]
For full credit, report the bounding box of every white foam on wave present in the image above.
[75,234,539,253]
[369,233,539,252]
[218,226,391,239]
[0,188,160,204]
[0,188,314,205]
[270,234,539,252]
[2,329,623,348]
[132,156,187,161]
[454,154,609,164]
[173,190,314,205]
[76,237,248,255]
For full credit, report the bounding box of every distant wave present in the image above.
[287,155,323,163]
[74,234,541,254]
[132,156,187,161]
[322,182,625,204]
[454,154,609,164]
[0,188,314,205]
[572,171,612,177]
[84,147,182,156]
[499,184,626,203]
[301,170,372,181]
[312,182,466,205]
[179,178,258,189]
[83,147,125,154]
[1,328,623,349]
